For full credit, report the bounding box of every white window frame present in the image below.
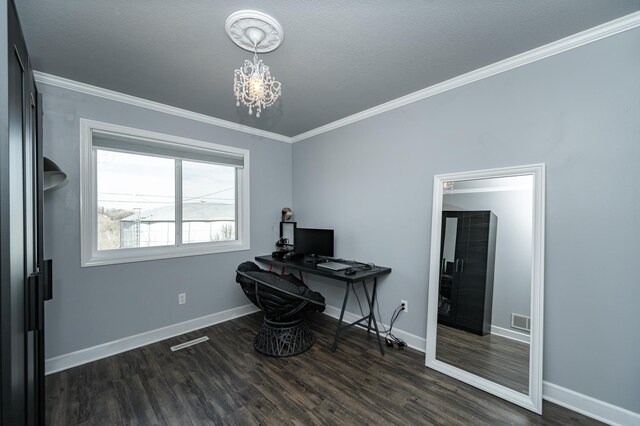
[79,119,250,267]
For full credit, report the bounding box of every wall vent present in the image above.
[170,336,209,352]
[511,313,531,332]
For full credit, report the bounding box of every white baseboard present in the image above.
[491,325,530,344]
[543,382,640,426]
[324,305,639,426]
[46,303,639,425]
[322,304,426,352]
[45,304,259,375]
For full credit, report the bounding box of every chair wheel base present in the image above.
[254,317,315,357]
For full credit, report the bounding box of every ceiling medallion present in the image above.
[226,10,283,117]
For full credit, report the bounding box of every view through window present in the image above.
[96,150,237,250]
[182,160,236,244]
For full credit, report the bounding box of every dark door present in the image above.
[455,212,491,332]
[437,210,496,335]
[1,1,45,425]
[438,212,461,326]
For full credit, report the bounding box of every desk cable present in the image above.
[345,260,376,317]
[342,259,406,348]
[376,300,407,349]
[350,283,407,350]
[335,259,375,274]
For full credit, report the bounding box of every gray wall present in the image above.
[291,29,640,412]
[41,84,292,359]
[0,6,7,422]
[444,189,533,333]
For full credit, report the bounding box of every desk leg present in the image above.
[331,282,350,352]
[367,278,378,334]
[362,279,384,355]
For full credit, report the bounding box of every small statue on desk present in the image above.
[281,207,293,222]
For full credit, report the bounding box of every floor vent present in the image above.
[170,336,209,352]
[511,313,531,332]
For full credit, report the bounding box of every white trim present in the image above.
[225,10,284,53]
[44,304,259,375]
[34,12,640,145]
[325,307,640,425]
[33,71,292,143]
[444,184,531,195]
[290,11,640,143]
[543,382,640,426]
[43,301,639,425]
[322,305,426,352]
[429,359,539,411]
[425,164,545,414]
[79,119,251,267]
[491,325,530,344]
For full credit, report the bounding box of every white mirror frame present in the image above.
[425,164,545,414]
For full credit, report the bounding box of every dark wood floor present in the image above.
[436,324,530,394]
[46,313,602,425]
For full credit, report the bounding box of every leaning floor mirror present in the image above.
[425,164,545,413]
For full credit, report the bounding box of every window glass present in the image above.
[81,120,250,266]
[182,160,236,243]
[97,150,175,250]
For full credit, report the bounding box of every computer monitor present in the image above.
[294,228,334,257]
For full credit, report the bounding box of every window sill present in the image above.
[81,240,250,267]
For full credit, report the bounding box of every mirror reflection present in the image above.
[435,175,533,394]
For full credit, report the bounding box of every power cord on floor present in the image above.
[374,298,395,334]
[351,283,406,349]
[375,299,407,349]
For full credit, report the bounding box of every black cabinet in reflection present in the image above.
[438,211,497,335]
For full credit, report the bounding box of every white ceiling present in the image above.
[15,1,640,138]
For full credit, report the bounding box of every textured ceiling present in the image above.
[15,1,640,137]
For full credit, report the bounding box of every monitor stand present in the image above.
[304,254,329,263]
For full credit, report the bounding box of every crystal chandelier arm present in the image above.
[253,44,259,64]
[232,25,280,117]
[227,11,283,117]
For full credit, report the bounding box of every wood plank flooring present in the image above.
[436,324,530,394]
[46,313,602,425]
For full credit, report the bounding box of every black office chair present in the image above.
[235,261,326,357]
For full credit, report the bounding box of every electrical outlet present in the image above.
[178,293,186,305]
[400,300,408,313]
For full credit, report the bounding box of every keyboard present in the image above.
[317,262,350,271]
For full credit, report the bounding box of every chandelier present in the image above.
[226,11,283,118]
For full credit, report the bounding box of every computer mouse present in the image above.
[345,268,356,275]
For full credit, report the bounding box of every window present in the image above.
[80,119,250,266]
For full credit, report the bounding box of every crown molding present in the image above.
[33,71,293,143]
[34,11,640,145]
[290,11,640,143]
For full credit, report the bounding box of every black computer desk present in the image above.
[254,255,392,355]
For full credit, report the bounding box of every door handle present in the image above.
[26,271,46,332]
[455,259,460,273]
[37,272,45,331]
[460,259,464,273]
[42,259,53,301]
[26,273,38,331]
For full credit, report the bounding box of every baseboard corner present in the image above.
[543,381,640,426]
[45,304,259,375]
